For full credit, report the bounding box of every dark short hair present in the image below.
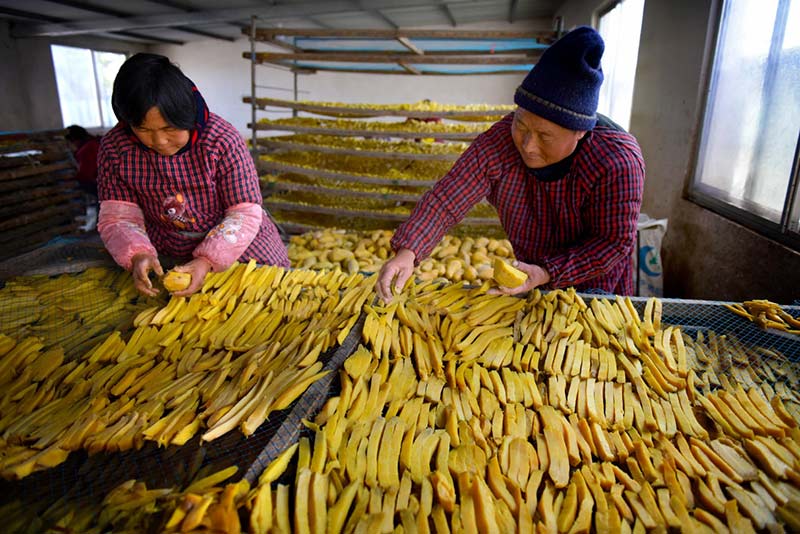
[112,53,196,129]
[65,125,91,142]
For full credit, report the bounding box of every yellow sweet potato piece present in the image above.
[492,258,527,288]
[163,270,192,292]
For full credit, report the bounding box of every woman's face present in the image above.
[511,107,586,169]
[131,107,190,156]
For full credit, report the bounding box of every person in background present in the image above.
[65,125,100,197]
[97,53,289,298]
[376,26,645,302]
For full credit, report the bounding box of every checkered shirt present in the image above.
[391,113,645,294]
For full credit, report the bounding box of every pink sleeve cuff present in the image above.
[193,203,263,271]
[97,200,157,270]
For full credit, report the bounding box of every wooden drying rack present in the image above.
[0,130,83,260]
[245,25,553,233]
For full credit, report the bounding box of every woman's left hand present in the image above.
[171,257,213,297]
[488,260,551,296]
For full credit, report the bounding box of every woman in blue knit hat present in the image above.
[377,26,645,302]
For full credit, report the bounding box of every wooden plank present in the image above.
[266,199,410,221]
[0,214,77,244]
[251,28,555,41]
[0,204,79,233]
[264,181,491,208]
[399,62,421,75]
[249,122,478,141]
[0,175,78,194]
[253,35,300,52]
[0,222,80,261]
[265,200,498,225]
[397,36,424,55]
[256,139,461,161]
[274,221,320,235]
[244,96,512,120]
[248,51,541,65]
[0,161,74,182]
[0,143,64,156]
[283,65,528,76]
[0,184,80,203]
[276,48,534,58]
[258,160,437,187]
[0,191,82,219]
[0,129,67,142]
[0,150,71,170]
[264,181,424,203]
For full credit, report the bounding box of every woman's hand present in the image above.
[171,257,213,297]
[376,248,416,304]
[131,253,164,297]
[488,260,551,296]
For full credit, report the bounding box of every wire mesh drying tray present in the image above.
[0,317,365,519]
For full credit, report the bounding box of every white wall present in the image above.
[152,22,540,137]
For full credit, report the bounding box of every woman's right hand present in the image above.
[376,248,416,304]
[131,252,164,297]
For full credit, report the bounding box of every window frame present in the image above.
[50,44,128,130]
[685,0,800,251]
[594,0,645,131]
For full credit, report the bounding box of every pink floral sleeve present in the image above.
[97,200,158,270]
[193,203,263,272]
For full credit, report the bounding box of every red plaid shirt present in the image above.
[98,113,288,267]
[392,113,645,294]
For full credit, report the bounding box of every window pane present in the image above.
[694,0,800,222]
[93,50,126,128]
[51,45,101,128]
[597,0,645,131]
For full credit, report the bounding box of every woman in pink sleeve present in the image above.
[97,53,289,297]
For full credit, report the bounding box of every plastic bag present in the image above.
[634,214,668,297]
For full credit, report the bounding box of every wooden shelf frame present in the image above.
[245,24,534,232]
[246,50,543,67]
[264,180,424,203]
[258,160,438,188]
[0,130,84,255]
[256,138,461,162]
[249,122,479,141]
[244,96,512,121]
[249,28,556,41]
[265,200,499,226]
[264,179,494,209]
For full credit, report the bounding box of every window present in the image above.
[690,0,800,248]
[596,0,645,131]
[51,45,126,129]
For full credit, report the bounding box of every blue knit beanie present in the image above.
[514,26,604,131]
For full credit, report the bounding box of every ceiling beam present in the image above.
[40,0,234,42]
[146,0,244,34]
[371,9,399,29]
[251,27,554,40]
[441,3,458,27]
[115,30,186,45]
[0,5,183,45]
[11,1,487,37]
[174,27,235,42]
[0,7,62,23]
[353,0,398,29]
[305,16,332,29]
